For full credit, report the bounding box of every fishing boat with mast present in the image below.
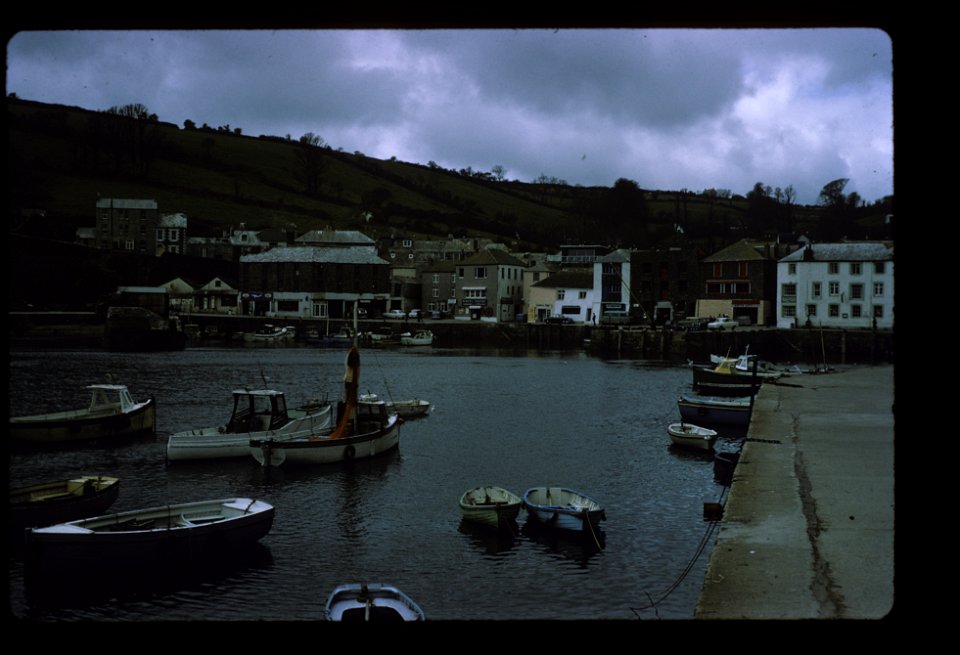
[250,314,401,467]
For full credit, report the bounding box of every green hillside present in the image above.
[7,97,893,250]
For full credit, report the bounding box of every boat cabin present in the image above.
[226,390,290,432]
[87,384,137,415]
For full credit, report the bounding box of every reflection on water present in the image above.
[22,543,275,612]
[8,346,730,621]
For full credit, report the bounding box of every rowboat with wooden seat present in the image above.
[10,476,120,530]
[522,487,606,532]
[459,486,522,529]
[24,498,274,568]
[667,422,719,451]
[323,583,425,621]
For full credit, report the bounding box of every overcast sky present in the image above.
[6,28,893,206]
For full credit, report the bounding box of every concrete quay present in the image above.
[695,364,895,620]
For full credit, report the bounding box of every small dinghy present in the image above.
[522,487,606,532]
[10,475,120,530]
[459,486,522,530]
[323,583,425,622]
[667,422,718,451]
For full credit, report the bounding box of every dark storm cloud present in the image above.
[6,28,893,204]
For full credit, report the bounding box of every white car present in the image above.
[707,316,737,331]
[382,309,407,319]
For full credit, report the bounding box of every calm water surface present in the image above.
[8,345,737,622]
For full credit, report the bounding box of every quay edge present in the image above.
[695,364,895,620]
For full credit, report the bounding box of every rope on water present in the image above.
[629,484,730,618]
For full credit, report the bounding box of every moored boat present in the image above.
[399,330,434,346]
[323,583,425,621]
[251,347,401,466]
[166,389,334,462]
[243,324,295,343]
[24,497,275,568]
[667,422,718,451]
[459,486,523,529]
[677,393,753,428]
[522,487,606,532]
[10,476,120,530]
[10,384,156,446]
[360,393,431,419]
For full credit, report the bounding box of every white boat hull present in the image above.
[668,422,718,450]
[166,404,333,461]
[251,415,400,466]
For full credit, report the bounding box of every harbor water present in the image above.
[7,345,738,621]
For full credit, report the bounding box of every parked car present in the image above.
[707,316,737,331]
[408,309,424,319]
[544,315,574,325]
[382,309,407,319]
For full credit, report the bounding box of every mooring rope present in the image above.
[629,484,730,618]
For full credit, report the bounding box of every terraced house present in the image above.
[776,242,894,330]
[454,248,526,321]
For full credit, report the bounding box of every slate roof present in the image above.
[461,248,527,267]
[295,229,375,245]
[240,246,389,265]
[531,270,594,289]
[779,242,893,262]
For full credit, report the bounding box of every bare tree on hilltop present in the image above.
[298,132,327,196]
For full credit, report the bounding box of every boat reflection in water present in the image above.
[23,541,274,610]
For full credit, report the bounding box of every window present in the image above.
[533,272,541,282]
[402,239,412,248]
[500,269,505,279]
[812,282,822,298]
[806,304,817,317]
[579,291,587,300]
[432,287,439,298]
[787,263,796,275]
[850,262,862,275]
[167,245,179,254]
[458,268,465,278]
[712,263,723,277]
[313,303,328,318]
[277,300,299,312]
[829,304,840,317]
[850,284,864,300]
[851,305,862,318]
[125,240,135,250]
[561,306,580,315]
[828,263,839,274]
[781,283,797,300]
[829,281,840,296]
[169,229,179,241]
[557,290,566,300]
[432,274,439,284]
[874,282,884,297]
[739,262,749,277]
[156,229,165,241]
[475,267,487,279]
[873,305,884,318]
[875,262,886,274]
[782,305,796,318]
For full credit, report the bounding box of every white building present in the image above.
[776,242,894,330]
[529,270,596,323]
